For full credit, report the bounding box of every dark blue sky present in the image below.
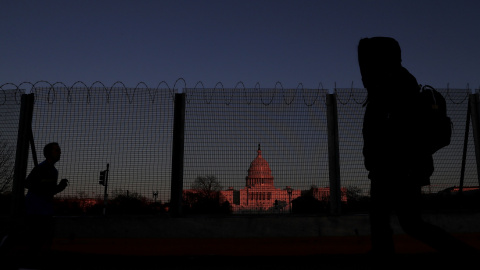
[2,0,479,90]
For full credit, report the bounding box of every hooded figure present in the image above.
[358,37,475,255]
[358,37,433,186]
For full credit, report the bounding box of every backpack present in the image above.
[418,85,452,154]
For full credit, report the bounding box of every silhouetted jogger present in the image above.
[23,142,68,268]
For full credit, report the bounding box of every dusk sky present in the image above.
[2,0,479,90]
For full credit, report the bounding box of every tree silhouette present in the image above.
[191,175,222,198]
[184,175,230,214]
[0,137,14,194]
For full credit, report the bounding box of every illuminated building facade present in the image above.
[222,145,301,212]
[184,145,347,213]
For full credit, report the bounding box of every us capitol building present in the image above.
[219,145,345,213]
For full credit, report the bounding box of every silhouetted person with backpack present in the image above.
[358,37,476,256]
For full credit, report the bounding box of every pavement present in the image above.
[49,234,480,256]
[2,234,479,270]
[2,213,480,269]
[5,253,478,270]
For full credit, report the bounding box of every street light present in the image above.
[153,191,158,203]
[286,186,292,213]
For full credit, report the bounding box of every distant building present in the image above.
[220,145,346,213]
[54,197,99,212]
[184,145,347,213]
[438,186,480,195]
[309,186,348,203]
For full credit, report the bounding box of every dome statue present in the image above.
[246,144,274,187]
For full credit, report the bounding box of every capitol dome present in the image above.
[246,144,274,187]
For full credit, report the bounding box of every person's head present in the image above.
[43,142,61,163]
[358,37,402,88]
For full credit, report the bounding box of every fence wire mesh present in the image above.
[0,89,21,194]
[335,87,478,194]
[8,83,176,204]
[183,86,330,205]
[0,82,478,214]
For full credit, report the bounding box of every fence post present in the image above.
[459,95,471,192]
[469,92,480,187]
[326,91,342,215]
[170,93,186,217]
[11,93,35,216]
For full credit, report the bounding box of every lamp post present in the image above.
[286,186,292,213]
[153,191,158,203]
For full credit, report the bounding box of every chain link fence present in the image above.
[0,81,478,215]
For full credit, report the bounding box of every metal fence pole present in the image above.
[170,93,186,217]
[326,91,342,215]
[459,97,471,192]
[469,92,480,186]
[11,93,35,217]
